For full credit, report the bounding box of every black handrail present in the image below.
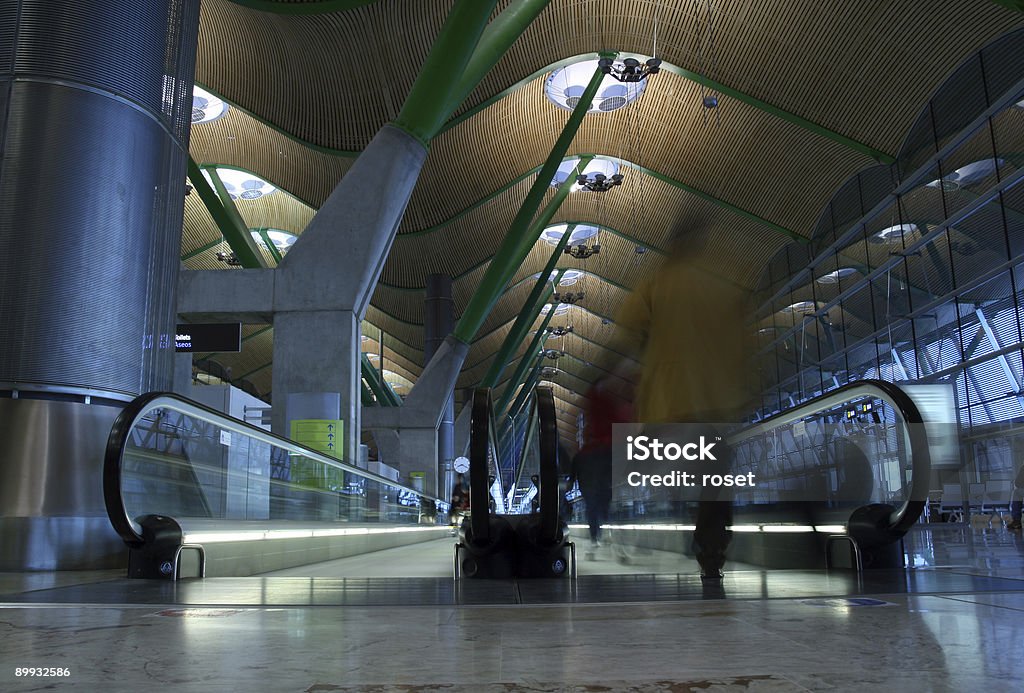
[104,391,442,549]
[729,379,931,541]
[536,386,561,544]
[469,388,493,542]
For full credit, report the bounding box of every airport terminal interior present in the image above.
[4,0,1024,690]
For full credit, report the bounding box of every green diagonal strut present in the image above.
[443,0,553,119]
[187,157,267,269]
[452,62,604,344]
[452,66,605,345]
[505,358,545,421]
[496,307,556,413]
[392,0,499,145]
[480,257,568,388]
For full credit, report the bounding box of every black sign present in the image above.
[175,323,242,352]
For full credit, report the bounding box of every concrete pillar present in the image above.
[271,310,361,465]
[0,0,201,569]
[424,274,455,498]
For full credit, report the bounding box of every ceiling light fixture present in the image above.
[551,159,620,190]
[216,251,242,267]
[564,243,601,259]
[575,171,623,193]
[552,292,585,305]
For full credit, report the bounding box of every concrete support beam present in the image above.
[178,268,275,322]
[271,310,361,464]
[276,125,427,317]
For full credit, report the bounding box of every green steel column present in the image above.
[361,353,401,407]
[444,0,552,117]
[392,0,499,145]
[187,157,267,269]
[496,307,556,413]
[480,260,569,388]
[451,62,605,343]
[991,1,1024,14]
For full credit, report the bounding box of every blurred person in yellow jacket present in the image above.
[614,225,757,578]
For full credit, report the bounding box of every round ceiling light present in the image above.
[541,223,599,246]
[550,159,619,189]
[250,228,297,254]
[203,168,277,200]
[192,85,228,124]
[545,59,649,113]
[815,267,860,284]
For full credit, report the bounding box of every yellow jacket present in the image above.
[615,253,756,423]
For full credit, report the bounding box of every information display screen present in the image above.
[174,323,242,352]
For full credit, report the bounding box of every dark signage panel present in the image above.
[175,323,242,352]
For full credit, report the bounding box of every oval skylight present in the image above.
[541,223,599,246]
[545,59,649,113]
[815,267,859,284]
[192,86,228,124]
[203,168,277,200]
[551,158,619,189]
[871,223,918,244]
[250,228,297,254]
[533,268,585,286]
[926,158,1004,191]
[781,301,818,314]
[541,303,571,316]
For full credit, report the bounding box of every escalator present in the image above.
[456,386,571,578]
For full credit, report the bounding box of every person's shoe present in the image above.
[696,549,726,580]
[1007,520,1022,530]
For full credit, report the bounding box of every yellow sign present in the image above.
[290,419,344,458]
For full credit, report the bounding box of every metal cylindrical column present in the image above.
[0,0,201,569]
[425,274,456,497]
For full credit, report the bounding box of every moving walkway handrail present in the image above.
[535,386,562,544]
[728,379,930,537]
[469,389,493,541]
[103,391,442,549]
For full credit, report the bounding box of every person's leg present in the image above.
[692,430,734,579]
[586,499,601,544]
[693,500,732,578]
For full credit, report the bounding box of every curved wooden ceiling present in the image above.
[183,0,1023,436]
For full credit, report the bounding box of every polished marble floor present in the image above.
[2,524,1022,692]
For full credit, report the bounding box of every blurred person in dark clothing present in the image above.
[1008,465,1024,530]
[573,376,632,558]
